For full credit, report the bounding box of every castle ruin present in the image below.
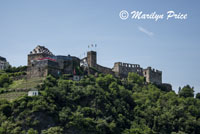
[84,51,162,84]
[27,45,80,78]
[27,45,162,84]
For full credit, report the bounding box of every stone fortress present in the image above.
[27,45,80,78]
[85,51,162,84]
[27,45,163,85]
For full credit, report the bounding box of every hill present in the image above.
[0,72,200,134]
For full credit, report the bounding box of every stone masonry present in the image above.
[84,50,162,84]
[27,46,163,85]
[0,56,9,70]
[27,45,80,78]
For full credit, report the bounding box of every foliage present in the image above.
[0,74,200,133]
[128,72,144,85]
[179,85,194,98]
[196,93,200,99]
[5,66,27,73]
[0,74,12,88]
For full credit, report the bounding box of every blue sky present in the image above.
[0,0,200,93]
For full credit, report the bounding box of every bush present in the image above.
[0,74,12,88]
[179,85,194,98]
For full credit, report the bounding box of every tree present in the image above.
[43,75,57,89]
[128,72,144,85]
[41,126,63,134]
[0,104,12,117]
[196,93,200,99]
[0,74,12,88]
[179,85,194,98]
[27,128,38,134]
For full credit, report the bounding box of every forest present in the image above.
[0,69,200,134]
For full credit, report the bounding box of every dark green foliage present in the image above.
[0,74,12,88]
[128,72,144,85]
[5,66,27,73]
[0,74,200,134]
[196,93,200,99]
[179,85,194,98]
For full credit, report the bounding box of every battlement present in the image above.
[146,67,162,74]
[113,62,143,77]
[114,62,141,68]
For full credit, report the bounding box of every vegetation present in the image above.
[0,74,12,88]
[0,72,200,134]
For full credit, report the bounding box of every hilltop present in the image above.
[0,46,199,134]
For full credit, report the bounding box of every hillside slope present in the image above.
[0,73,200,134]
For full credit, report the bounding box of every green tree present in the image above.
[27,128,38,134]
[43,75,57,89]
[179,85,194,98]
[0,74,12,88]
[41,126,63,134]
[196,93,200,99]
[128,72,144,85]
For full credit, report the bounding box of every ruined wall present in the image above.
[28,53,53,66]
[27,60,60,78]
[96,64,115,75]
[112,62,143,77]
[143,67,162,84]
[56,55,80,75]
[0,56,9,70]
[86,51,114,75]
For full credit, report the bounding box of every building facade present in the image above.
[0,56,9,70]
[27,45,80,78]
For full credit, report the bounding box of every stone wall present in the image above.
[56,55,80,74]
[112,62,143,77]
[0,56,9,70]
[86,51,114,75]
[96,64,115,75]
[27,46,80,78]
[28,53,53,66]
[143,67,162,84]
[27,60,60,78]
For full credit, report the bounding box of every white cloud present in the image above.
[138,26,154,37]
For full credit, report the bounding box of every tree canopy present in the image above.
[0,73,200,134]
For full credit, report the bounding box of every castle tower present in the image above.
[143,67,162,84]
[27,45,54,66]
[87,51,97,67]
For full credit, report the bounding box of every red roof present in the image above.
[37,57,56,62]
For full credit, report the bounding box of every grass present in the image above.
[0,77,44,101]
[0,92,27,101]
[9,77,44,91]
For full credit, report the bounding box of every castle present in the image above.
[27,45,162,84]
[27,45,80,78]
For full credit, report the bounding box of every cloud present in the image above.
[138,26,154,37]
